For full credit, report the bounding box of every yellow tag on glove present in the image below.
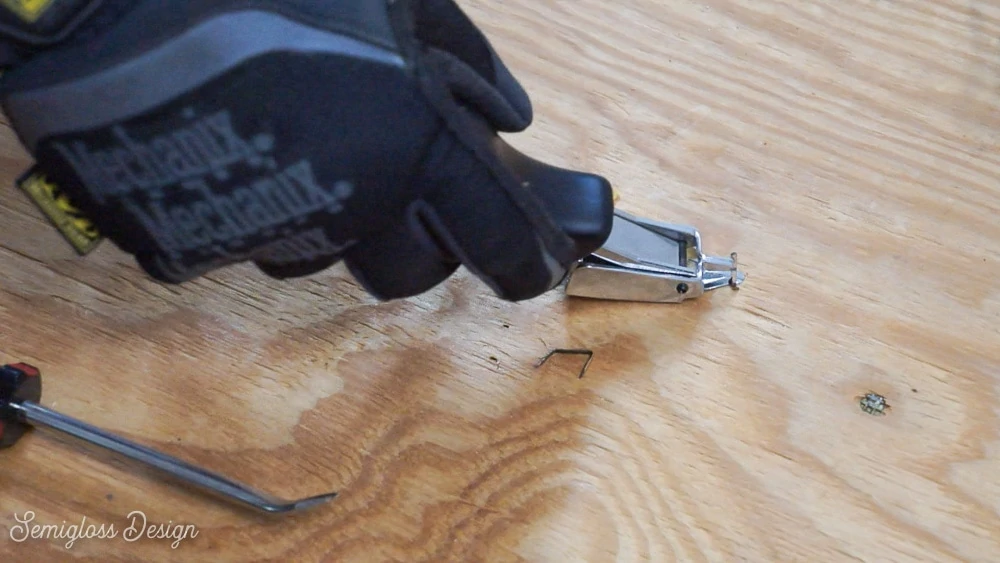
[0,0,56,23]
[17,167,103,255]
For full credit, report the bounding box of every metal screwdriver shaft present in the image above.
[0,363,337,514]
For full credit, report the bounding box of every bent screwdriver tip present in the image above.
[254,491,339,514]
[0,364,338,515]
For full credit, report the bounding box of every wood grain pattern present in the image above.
[0,0,998,560]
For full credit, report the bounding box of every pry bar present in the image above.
[0,363,337,515]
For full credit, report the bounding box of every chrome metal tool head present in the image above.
[564,210,746,303]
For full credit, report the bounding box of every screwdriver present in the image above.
[0,362,338,514]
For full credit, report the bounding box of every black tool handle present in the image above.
[492,138,616,258]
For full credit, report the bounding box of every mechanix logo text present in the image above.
[54,109,278,202]
[51,108,355,278]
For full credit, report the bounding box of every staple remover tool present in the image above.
[563,209,745,302]
[475,135,747,304]
[494,138,746,303]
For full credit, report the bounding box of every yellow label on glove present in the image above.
[0,0,55,23]
[18,168,103,255]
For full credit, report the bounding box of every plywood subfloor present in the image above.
[0,0,998,561]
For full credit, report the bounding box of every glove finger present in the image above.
[343,207,460,300]
[414,0,532,131]
[414,137,573,302]
[250,228,352,280]
[254,254,341,280]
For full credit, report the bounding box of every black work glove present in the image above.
[0,0,614,301]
